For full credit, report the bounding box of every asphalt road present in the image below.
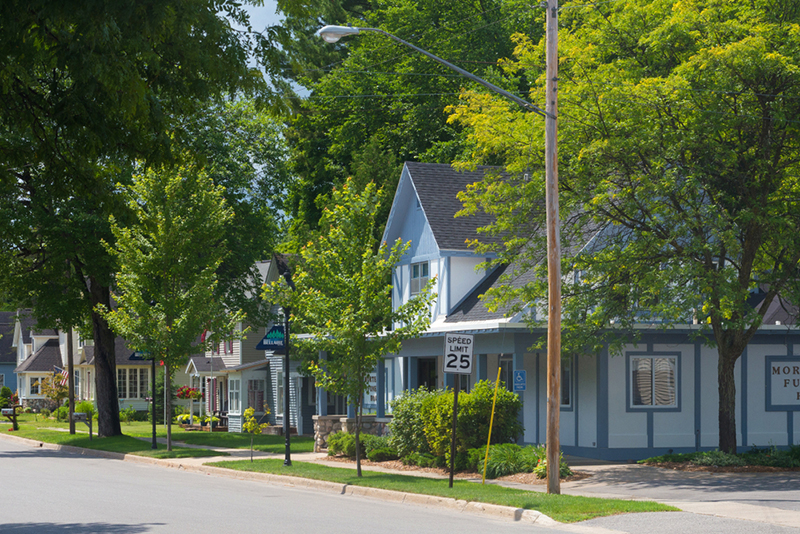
[1,438,797,534]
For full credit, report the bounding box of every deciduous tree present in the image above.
[264,179,434,475]
[450,0,800,454]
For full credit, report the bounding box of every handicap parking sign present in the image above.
[513,370,526,392]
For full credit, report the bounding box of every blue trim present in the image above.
[647,412,654,449]
[694,342,702,451]
[377,359,385,418]
[741,347,748,446]
[574,356,579,446]
[317,351,328,417]
[445,372,454,388]
[597,346,609,449]
[444,256,451,314]
[535,353,540,445]
[625,350,682,413]
[765,354,800,411]
[477,354,487,382]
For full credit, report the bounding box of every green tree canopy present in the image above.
[450,0,800,454]
[101,165,244,451]
[264,178,434,475]
[0,0,266,436]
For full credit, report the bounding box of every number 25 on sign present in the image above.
[444,333,473,374]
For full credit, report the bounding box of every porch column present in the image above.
[408,357,418,390]
[477,354,488,383]
[347,398,356,418]
[376,358,386,418]
[316,351,328,417]
[444,371,454,389]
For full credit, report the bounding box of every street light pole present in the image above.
[318,20,562,493]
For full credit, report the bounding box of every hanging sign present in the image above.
[256,325,285,353]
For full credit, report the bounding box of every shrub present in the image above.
[119,406,137,424]
[55,405,69,422]
[388,387,442,457]
[367,447,398,462]
[457,380,523,450]
[327,431,356,457]
[360,433,391,455]
[532,453,573,479]
[40,408,51,419]
[76,401,95,419]
[691,450,747,467]
[0,386,12,408]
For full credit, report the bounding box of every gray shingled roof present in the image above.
[15,338,62,373]
[16,311,58,344]
[406,162,505,251]
[188,356,227,373]
[445,261,539,323]
[84,338,149,366]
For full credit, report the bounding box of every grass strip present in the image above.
[209,458,676,523]
[10,416,314,453]
[8,425,224,459]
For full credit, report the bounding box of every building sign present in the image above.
[766,357,800,411]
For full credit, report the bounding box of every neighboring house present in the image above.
[12,311,162,412]
[0,312,17,392]
[378,162,800,461]
[185,258,315,435]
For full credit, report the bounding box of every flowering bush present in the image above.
[176,386,203,401]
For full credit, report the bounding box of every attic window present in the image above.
[411,262,429,295]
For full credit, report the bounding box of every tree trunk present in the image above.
[88,277,121,437]
[166,364,173,452]
[718,350,738,454]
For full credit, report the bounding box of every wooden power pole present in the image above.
[545,0,561,495]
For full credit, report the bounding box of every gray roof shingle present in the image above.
[406,162,505,251]
[15,339,62,373]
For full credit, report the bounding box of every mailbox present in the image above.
[71,412,88,423]
[1,408,14,416]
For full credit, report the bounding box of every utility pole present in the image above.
[67,329,75,435]
[545,0,561,495]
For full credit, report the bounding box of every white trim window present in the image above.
[229,379,241,414]
[248,379,265,412]
[630,355,677,407]
[74,369,80,399]
[117,368,149,399]
[29,377,40,396]
[410,262,429,295]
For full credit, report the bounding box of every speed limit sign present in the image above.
[443,333,474,374]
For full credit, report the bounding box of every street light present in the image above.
[318,16,563,494]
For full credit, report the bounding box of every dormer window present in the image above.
[410,262,429,295]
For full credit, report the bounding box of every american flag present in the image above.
[54,366,69,387]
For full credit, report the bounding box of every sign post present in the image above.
[443,333,474,488]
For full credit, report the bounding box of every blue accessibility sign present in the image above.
[513,370,526,392]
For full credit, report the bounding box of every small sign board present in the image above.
[513,370,527,392]
[443,333,474,375]
[1,408,14,416]
[256,325,285,353]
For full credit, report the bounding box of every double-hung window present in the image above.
[116,368,149,399]
[117,369,128,399]
[30,377,40,396]
[561,357,573,408]
[630,355,677,407]
[410,262,429,295]
[229,379,241,414]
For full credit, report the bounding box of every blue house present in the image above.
[0,312,17,393]
[375,162,800,461]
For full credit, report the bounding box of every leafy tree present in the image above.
[264,178,434,476]
[270,0,545,235]
[100,166,244,451]
[450,0,800,454]
[0,0,265,437]
[243,406,270,461]
[35,375,70,409]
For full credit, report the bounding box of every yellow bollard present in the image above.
[482,366,502,484]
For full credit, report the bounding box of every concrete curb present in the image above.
[0,433,556,525]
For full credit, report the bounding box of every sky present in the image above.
[243,0,283,35]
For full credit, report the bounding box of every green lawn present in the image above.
[8,426,223,459]
[209,459,676,523]
[6,415,314,454]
